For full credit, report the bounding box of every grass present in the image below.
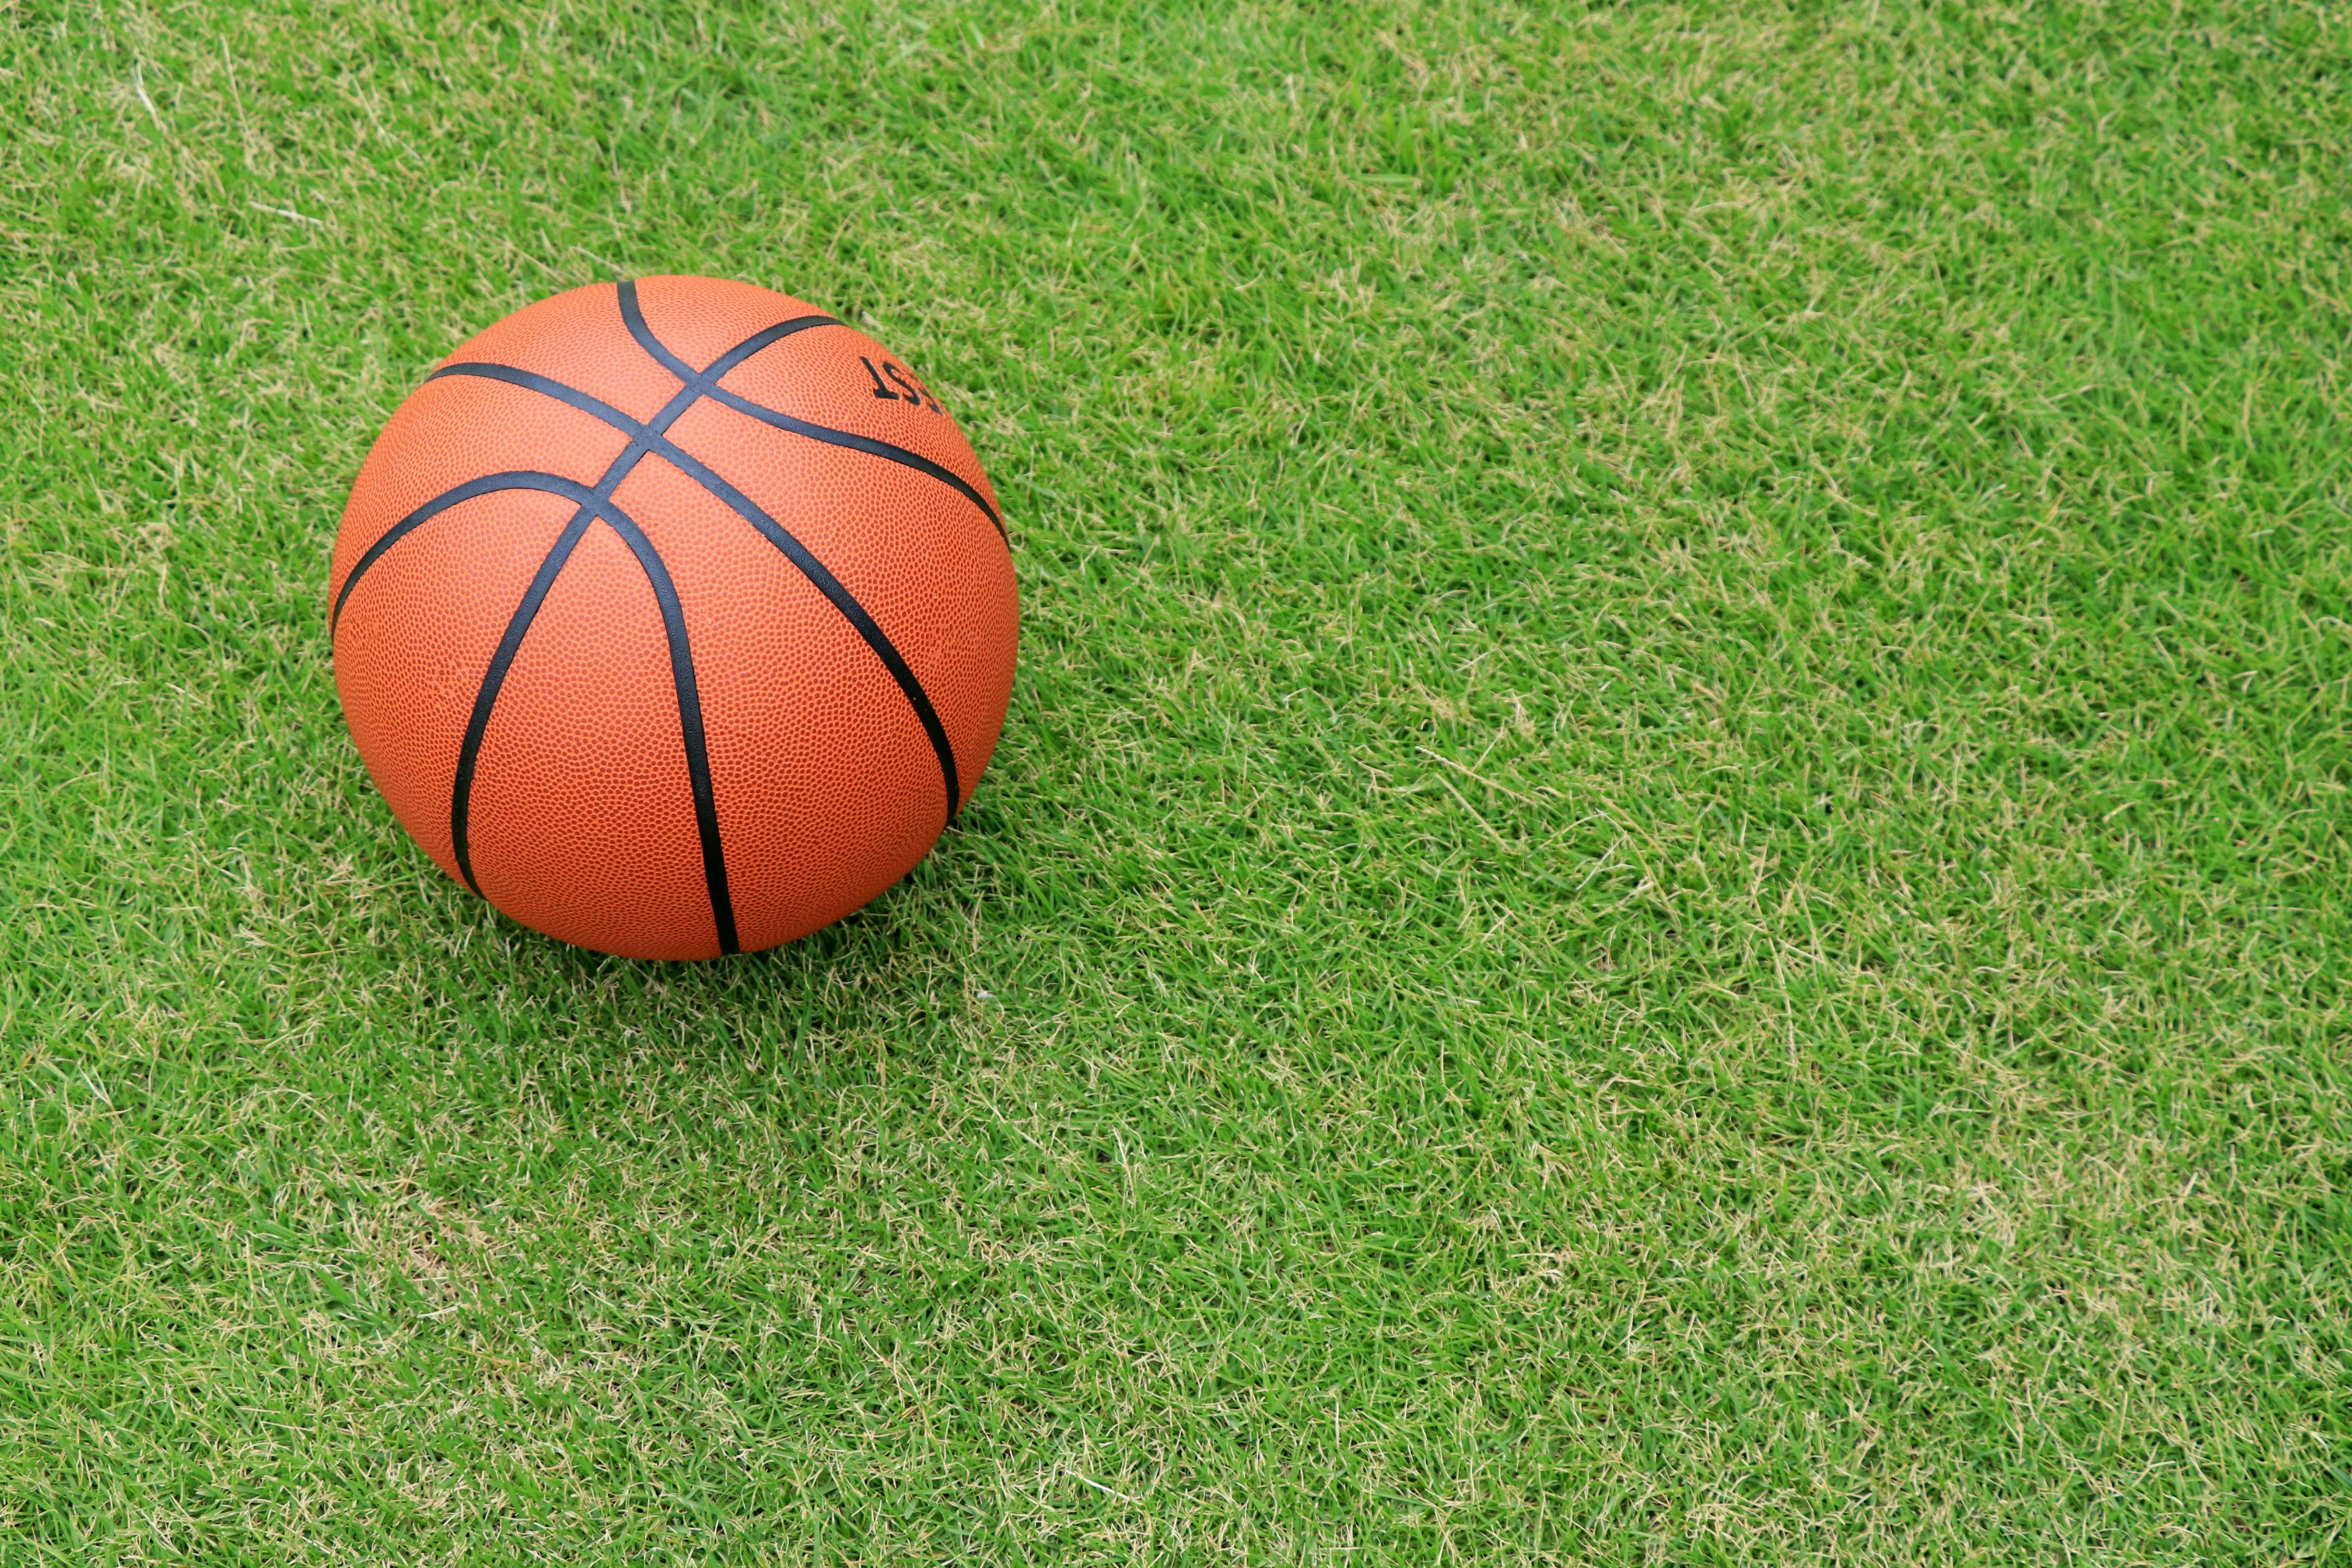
[3,0,2350,1559]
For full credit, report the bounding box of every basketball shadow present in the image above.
[492,798,1020,1069]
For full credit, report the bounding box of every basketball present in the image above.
[328,277,1017,960]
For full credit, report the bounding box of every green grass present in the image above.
[4,0,2350,1559]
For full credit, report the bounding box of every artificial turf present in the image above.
[4,0,2350,1561]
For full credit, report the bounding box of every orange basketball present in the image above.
[329,277,1017,959]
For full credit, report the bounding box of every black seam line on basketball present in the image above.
[595,505,741,956]
[333,426,660,635]
[439,470,742,954]
[698,387,1006,545]
[618,277,1005,546]
[616,282,845,394]
[333,471,557,632]
[426,361,963,822]
[439,339,1006,547]
[450,500,595,900]
[616,278,697,382]
[448,447,657,896]
[334,306,839,625]
[616,287,973,823]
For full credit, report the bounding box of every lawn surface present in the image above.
[4,1,2350,1561]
